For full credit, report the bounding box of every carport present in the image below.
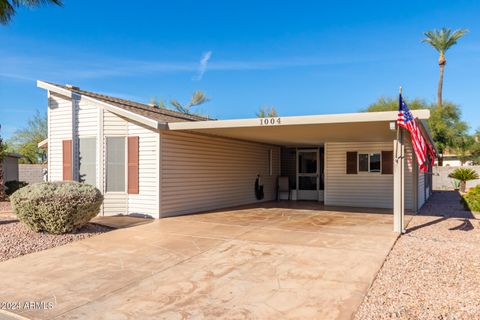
[0,201,412,319]
[168,110,434,233]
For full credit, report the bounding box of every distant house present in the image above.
[37,80,436,232]
[2,153,21,184]
[436,150,474,167]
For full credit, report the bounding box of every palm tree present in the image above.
[448,168,479,193]
[422,28,468,109]
[256,106,278,118]
[0,0,63,25]
[170,91,209,115]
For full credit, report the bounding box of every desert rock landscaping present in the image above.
[355,191,480,319]
[0,202,111,262]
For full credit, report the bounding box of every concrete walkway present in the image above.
[0,203,402,319]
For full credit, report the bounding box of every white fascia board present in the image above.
[37,80,163,130]
[37,80,74,98]
[168,109,431,131]
[37,138,48,149]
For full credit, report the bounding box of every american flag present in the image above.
[397,94,429,172]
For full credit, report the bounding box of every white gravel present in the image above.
[0,201,11,213]
[0,201,112,262]
[355,191,480,320]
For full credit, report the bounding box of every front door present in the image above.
[297,149,320,200]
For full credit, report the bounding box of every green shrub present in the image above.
[462,184,480,212]
[10,182,103,234]
[448,168,479,193]
[5,181,28,196]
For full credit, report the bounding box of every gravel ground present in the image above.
[0,202,112,262]
[0,201,11,212]
[355,191,480,320]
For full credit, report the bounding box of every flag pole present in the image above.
[398,86,404,233]
[394,86,405,233]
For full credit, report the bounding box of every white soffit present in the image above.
[167,110,431,145]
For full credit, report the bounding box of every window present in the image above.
[369,153,381,172]
[106,137,126,192]
[358,152,381,173]
[79,138,96,186]
[358,154,369,172]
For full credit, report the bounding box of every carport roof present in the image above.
[167,110,434,146]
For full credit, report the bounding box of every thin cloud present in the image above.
[0,50,404,82]
[193,51,212,81]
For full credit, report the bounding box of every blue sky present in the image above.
[1,0,479,138]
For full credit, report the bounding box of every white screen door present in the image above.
[297,149,320,200]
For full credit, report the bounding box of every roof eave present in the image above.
[168,109,431,131]
[37,80,164,130]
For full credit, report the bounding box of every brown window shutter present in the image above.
[62,140,72,181]
[381,151,393,174]
[128,136,139,194]
[346,152,357,174]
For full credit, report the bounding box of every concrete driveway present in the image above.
[0,202,403,319]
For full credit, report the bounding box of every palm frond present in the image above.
[12,0,63,7]
[0,0,15,25]
[422,28,468,53]
[1,0,62,25]
[170,99,189,114]
[189,91,209,107]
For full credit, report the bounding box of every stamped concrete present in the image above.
[0,202,403,320]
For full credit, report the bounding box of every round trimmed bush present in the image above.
[10,182,103,234]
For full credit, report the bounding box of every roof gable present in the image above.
[37,81,210,124]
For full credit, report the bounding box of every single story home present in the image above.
[37,80,435,232]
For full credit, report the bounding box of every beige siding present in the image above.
[418,170,425,209]
[77,100,98,137]
[160,131,280,217]
[325,141,414,210]
[403,140,414,210]
[48,93,72,181]
[127,121,160,218]
[102,110,128,216]
[103,110,128,135]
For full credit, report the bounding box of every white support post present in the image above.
[71,97,79,182]
[393,129,405,233]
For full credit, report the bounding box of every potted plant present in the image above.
[448,168,479,193]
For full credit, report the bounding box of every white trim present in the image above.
[71,97,79,181]
[37,80,162,130]
[79,95,161,130]
[357,151,382,174]
[38,81,73,98]
[98,108,104,215]
[168,110,431,131]
[47,91,51,182]
[37,138,48,149]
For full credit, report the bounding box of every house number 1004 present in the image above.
[259,118,281,125]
